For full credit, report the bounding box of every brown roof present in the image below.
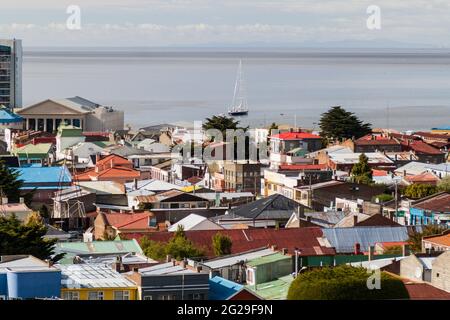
[100,212,157,231]
[404,282,450,300]
[423,233,450,248]
[414,131,450,141]
[125,227,336,258]
[402,140,444,155]
[412,192,450,213]
[355,214,401,227]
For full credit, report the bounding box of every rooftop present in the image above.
[57,264,136,289]
[246,252,291,267]
[209,276,244,300]
[0,107,23,124]
[245,274,293,300]
[423,232,450,247]
[201,248,277,269]
[15,166,72,186]
[412,192,450,213]
[270,132,321,140]
[139,262,199,275]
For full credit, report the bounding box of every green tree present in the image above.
[0,215,63,262]
[212,232,232,256]
[372,194,394,203]
[319,106,372,142]
[38,205,50,220]
[287,265,409,300]
[351,153,373,184]
[408,224,447,253]
[140,225,205,261]
[403,184,438,199]
[202,115,241,141]
[437,176,450,192]
[268,122,279,135]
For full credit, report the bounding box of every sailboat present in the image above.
[228,60,249,116]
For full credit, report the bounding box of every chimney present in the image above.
[271,245,278,251]
[306,216,311,222]
[1,197,8,205]
[297,205,305,219]
[166,255,172,263]
[19,197,25,204]
[281,248,288,255]
[353,215,358,226]
[133,178,138,190]
[354,243,361,255]
[45,259,54,268]
[181,259,187,269]
[368,246,375,261]
[196,266,202,273]
[402,244,410,257]
[96,153,101,163]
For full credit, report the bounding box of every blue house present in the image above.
[0,255,61,300]
[409,192,450,226]
[13,166,72,205]
[209,276,260,300]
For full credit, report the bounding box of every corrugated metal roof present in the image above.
[139,262,197,275]
[209,276,244,300]
[323,226,414,253]
[201,248,275,269]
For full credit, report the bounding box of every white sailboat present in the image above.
[228,60,249,116]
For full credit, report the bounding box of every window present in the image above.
[159,294,175,300]
[88,291,104,300]
[188,293,204,300]
[144,296,153,300]
[62,291,79,300]
[114,290,130,300]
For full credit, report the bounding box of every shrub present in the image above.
[287,265,409,300]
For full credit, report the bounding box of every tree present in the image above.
[202,115,241,140]
[437,176,450,192]
[408,224,447,253]
[0,215,62,262]
[212,232,232,256]
[268,122,279,135]
[0,160,34,206]
[319,106,372,142]
[372,194,394,203]
[140,225,205,261]
[287,265,409,300]
[402,184,438,199]
[351,153,373,184]
[38,205,50,220]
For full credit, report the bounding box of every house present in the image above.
[13,142,53,166]
[285,210,347,228]
[426,163,450,179]
[244,274,293,300]
[75,154,141,184]
[269,131,322,167]
[16,96,124,133]
[394,161,429,177]
[0,255,61,300]
[14,166,72,206]
[333,213,401,228]
[168,213,223,232]
[94,212,158,240]
[431,251,450,292]
[399,254,436,282]
[326,152,395,172]
[198,248,278,282]
[220,193,307,228]
[321,226,421,254]
[135,190,211,211]
[401,140,446,164]
[409,192,450,226]
[63,141,106,169]
[0,106,23,132]
[73,253,158,272]
[0,198,33,221]
[223,161,262,194]
[422,230,450,252]
[127,261,210,300]
[245,253,292,287]
[57,264,138,300]
[54,239,144,265]
[352,134,402,153]
[209,276,261,300]
[55,123,86,160]
[145,227,336,259]
[403,172,440,186]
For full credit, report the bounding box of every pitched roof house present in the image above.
[94,212,159,240]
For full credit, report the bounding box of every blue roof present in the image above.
[209,276,244,300]
[0,107,23,124]
[14,166,72,185]
[323,226,421,253]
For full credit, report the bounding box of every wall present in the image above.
[85,108,124,132]
[431,252,450,292]
[399,255,425,282]
[61,287,137,300]
[141,273,210,300]
[6,270,61,299]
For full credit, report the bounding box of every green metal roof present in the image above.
[58,123,83,137]
[246,253,291,267]
[245,275,293,300]
[15,143,52,158]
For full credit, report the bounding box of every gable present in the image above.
[17,100,89,116]
[161,193,209,203]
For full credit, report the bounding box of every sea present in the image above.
[23,47,450,131]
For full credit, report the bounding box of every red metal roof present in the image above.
[124,227,336,258]
[412,192,450,213]
[270,132,321,140]
[102,212,156,231]
[402,140,443,155]
[404,282,450,300]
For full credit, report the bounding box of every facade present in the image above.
[0,255,61,300]
[223,161,261,194]
[431,251,450,292]
[128,262,210,300]
[245,253,292,286]
[352,135,402,153]
[16,97,124,133]
[13,142,54,166]
[57,264,138,300]
[399,254,435,282]
[0,39,22,109]
[409,192,450,226]
[422,232,450,252]
[94,212,158,240]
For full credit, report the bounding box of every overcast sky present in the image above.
[1,0,450,47]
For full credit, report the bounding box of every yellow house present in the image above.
[57,264,138,300]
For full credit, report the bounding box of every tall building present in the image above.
[0,39,22,109]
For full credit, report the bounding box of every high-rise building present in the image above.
[0,39,22,109]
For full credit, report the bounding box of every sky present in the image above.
[1,0,450,48]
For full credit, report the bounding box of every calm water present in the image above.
[23,48,450,130]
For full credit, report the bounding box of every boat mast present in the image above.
[230,60,248,112]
